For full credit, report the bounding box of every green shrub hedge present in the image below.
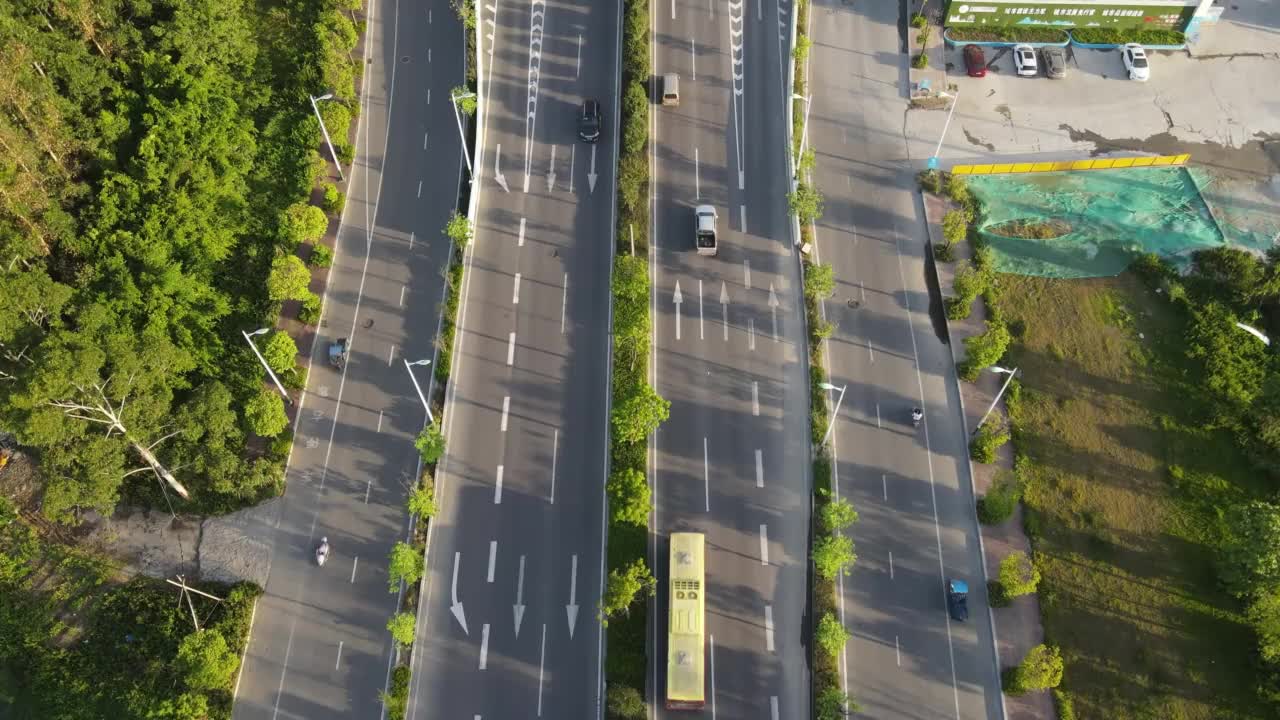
[1071,27,1185,45]
[947,26,1069,43]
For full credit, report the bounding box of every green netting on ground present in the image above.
[965,167,1279,279]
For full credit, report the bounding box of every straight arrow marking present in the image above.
[451,552,469,634]
[566,554,580,638]
[673,280,683,341]
[514,555,527,638]
[587,144,598,193]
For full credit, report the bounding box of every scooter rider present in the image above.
[317,537,330,566]
[911,407,924,425]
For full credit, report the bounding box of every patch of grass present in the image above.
[948,26,1069,43]
[1071,28,1185,46]
[999,273,1271,720]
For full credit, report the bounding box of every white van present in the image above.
[661,73,680,106]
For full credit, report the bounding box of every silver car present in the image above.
[1041,46,1067,79]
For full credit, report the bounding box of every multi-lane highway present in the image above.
[405,0,618,716]
[807,1,1004,718]
[649,0,811,716]
[233,2,464,719]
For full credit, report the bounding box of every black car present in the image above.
[947,578,969,622]
[578,99,602,143]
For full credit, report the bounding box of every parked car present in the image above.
[947,579,969,622]
[962,44,987,78]
[1121,43,1150,81]
[1041,46,1067,79]
[1013,44,1038,77]
[577,98,602,142]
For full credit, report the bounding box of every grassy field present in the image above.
[998,272,1271,720]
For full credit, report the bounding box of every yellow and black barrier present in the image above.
[950,154,1190,175]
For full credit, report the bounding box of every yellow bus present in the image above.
[666,532,706,710]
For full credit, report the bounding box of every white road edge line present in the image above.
[501,396,510,432]
[759,524,769,565]
[232,598,259,698]
[487,541,497,583]
[764,605,774,652]
[494,465,504,504]
[479,624,490,669]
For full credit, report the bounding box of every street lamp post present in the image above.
[1235,322,1272,346]
[310,93,346,182]
[242,328,292,404]
[973,365,1017,434]
[791,93,812,177]
[403,358,436,426]
[450,90,476,179]
[927,87,960,171]
[817,382,847,449]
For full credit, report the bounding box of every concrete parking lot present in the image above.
[905,2,1280,182]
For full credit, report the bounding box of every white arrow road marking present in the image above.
[720,281,729,341]
[514,555,527,638]
[494,465,504,504]
[494,144,509,192]
[451,552,468,634]
[768,284,780,340]
[513,273,522,304]
[566,554,580,638]
[752,381,759,416]
[501,396,510,432]
[537,624,548,715]
[487,541,497,583]
[523,0,546,194]
[673,280,683,341]
[546,145,556,191]
[765,605,775,652]
[518,217,526,246]
[479,623,490,669]
[755,449,764,488]
[698,279,705,340]
[759,524,769,565]
[587,144,598,193]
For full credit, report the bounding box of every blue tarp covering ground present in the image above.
[965,167,1279,278]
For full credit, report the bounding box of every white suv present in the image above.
[695,205,717,256]
[1122,43,1150,81]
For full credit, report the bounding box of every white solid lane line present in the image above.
[513,272,521,304]
[698,279,704,340]
[765,605,775,652]
[550,429,559,504]
[537,624,548,715]
[501,396,510,432]
[507,332,516,365]
[518,217,526,247]
[755,449,764,488]
[752,381,759,416]
[759,524,769,565]
[703,438,710,512]
[423,131,428,150]
[560,273,568,333]
[487,541,497,583]
[350,556,359,583]
[479,624,490,669]
[494,465,504,504]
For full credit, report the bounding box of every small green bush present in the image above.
[281,365,308,391]
[946,295,972,321]
[309,243,334,268]
[1053,689,1077,720]
[621,81,649,156]
[958,320,1011,381]
[933,242,955,262]
[793,35,812,62]
[911,52,928,69]
[414,422,446,464]
[816,612,851,659]
[335,142,355,166]
[322,183,345,214]
[804,262,836,301]
[268,427,294,461]
[1005,644,1064,694]
[977,470,1021,524]
[918,169,943,194]
[910,12,927,28]
[970,423,1010,463]
[988,579,1011,607]
[942,210,968,246]
[298,292,322,325]
[998,550,1040,597]
[606,683,646,719]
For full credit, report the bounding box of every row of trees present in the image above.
[0,0,362,519]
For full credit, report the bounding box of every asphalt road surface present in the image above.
[649,0,812,717]
[233,2,464,719]
[806,0,1005,717]
[404,0,618,717]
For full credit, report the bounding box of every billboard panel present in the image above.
[944,0,1195,30]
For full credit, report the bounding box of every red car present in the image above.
[963,44,987,78]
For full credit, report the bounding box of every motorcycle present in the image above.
[316,537,330,567]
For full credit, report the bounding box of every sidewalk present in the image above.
[907,9,952,110]
[923,191,1054,720]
